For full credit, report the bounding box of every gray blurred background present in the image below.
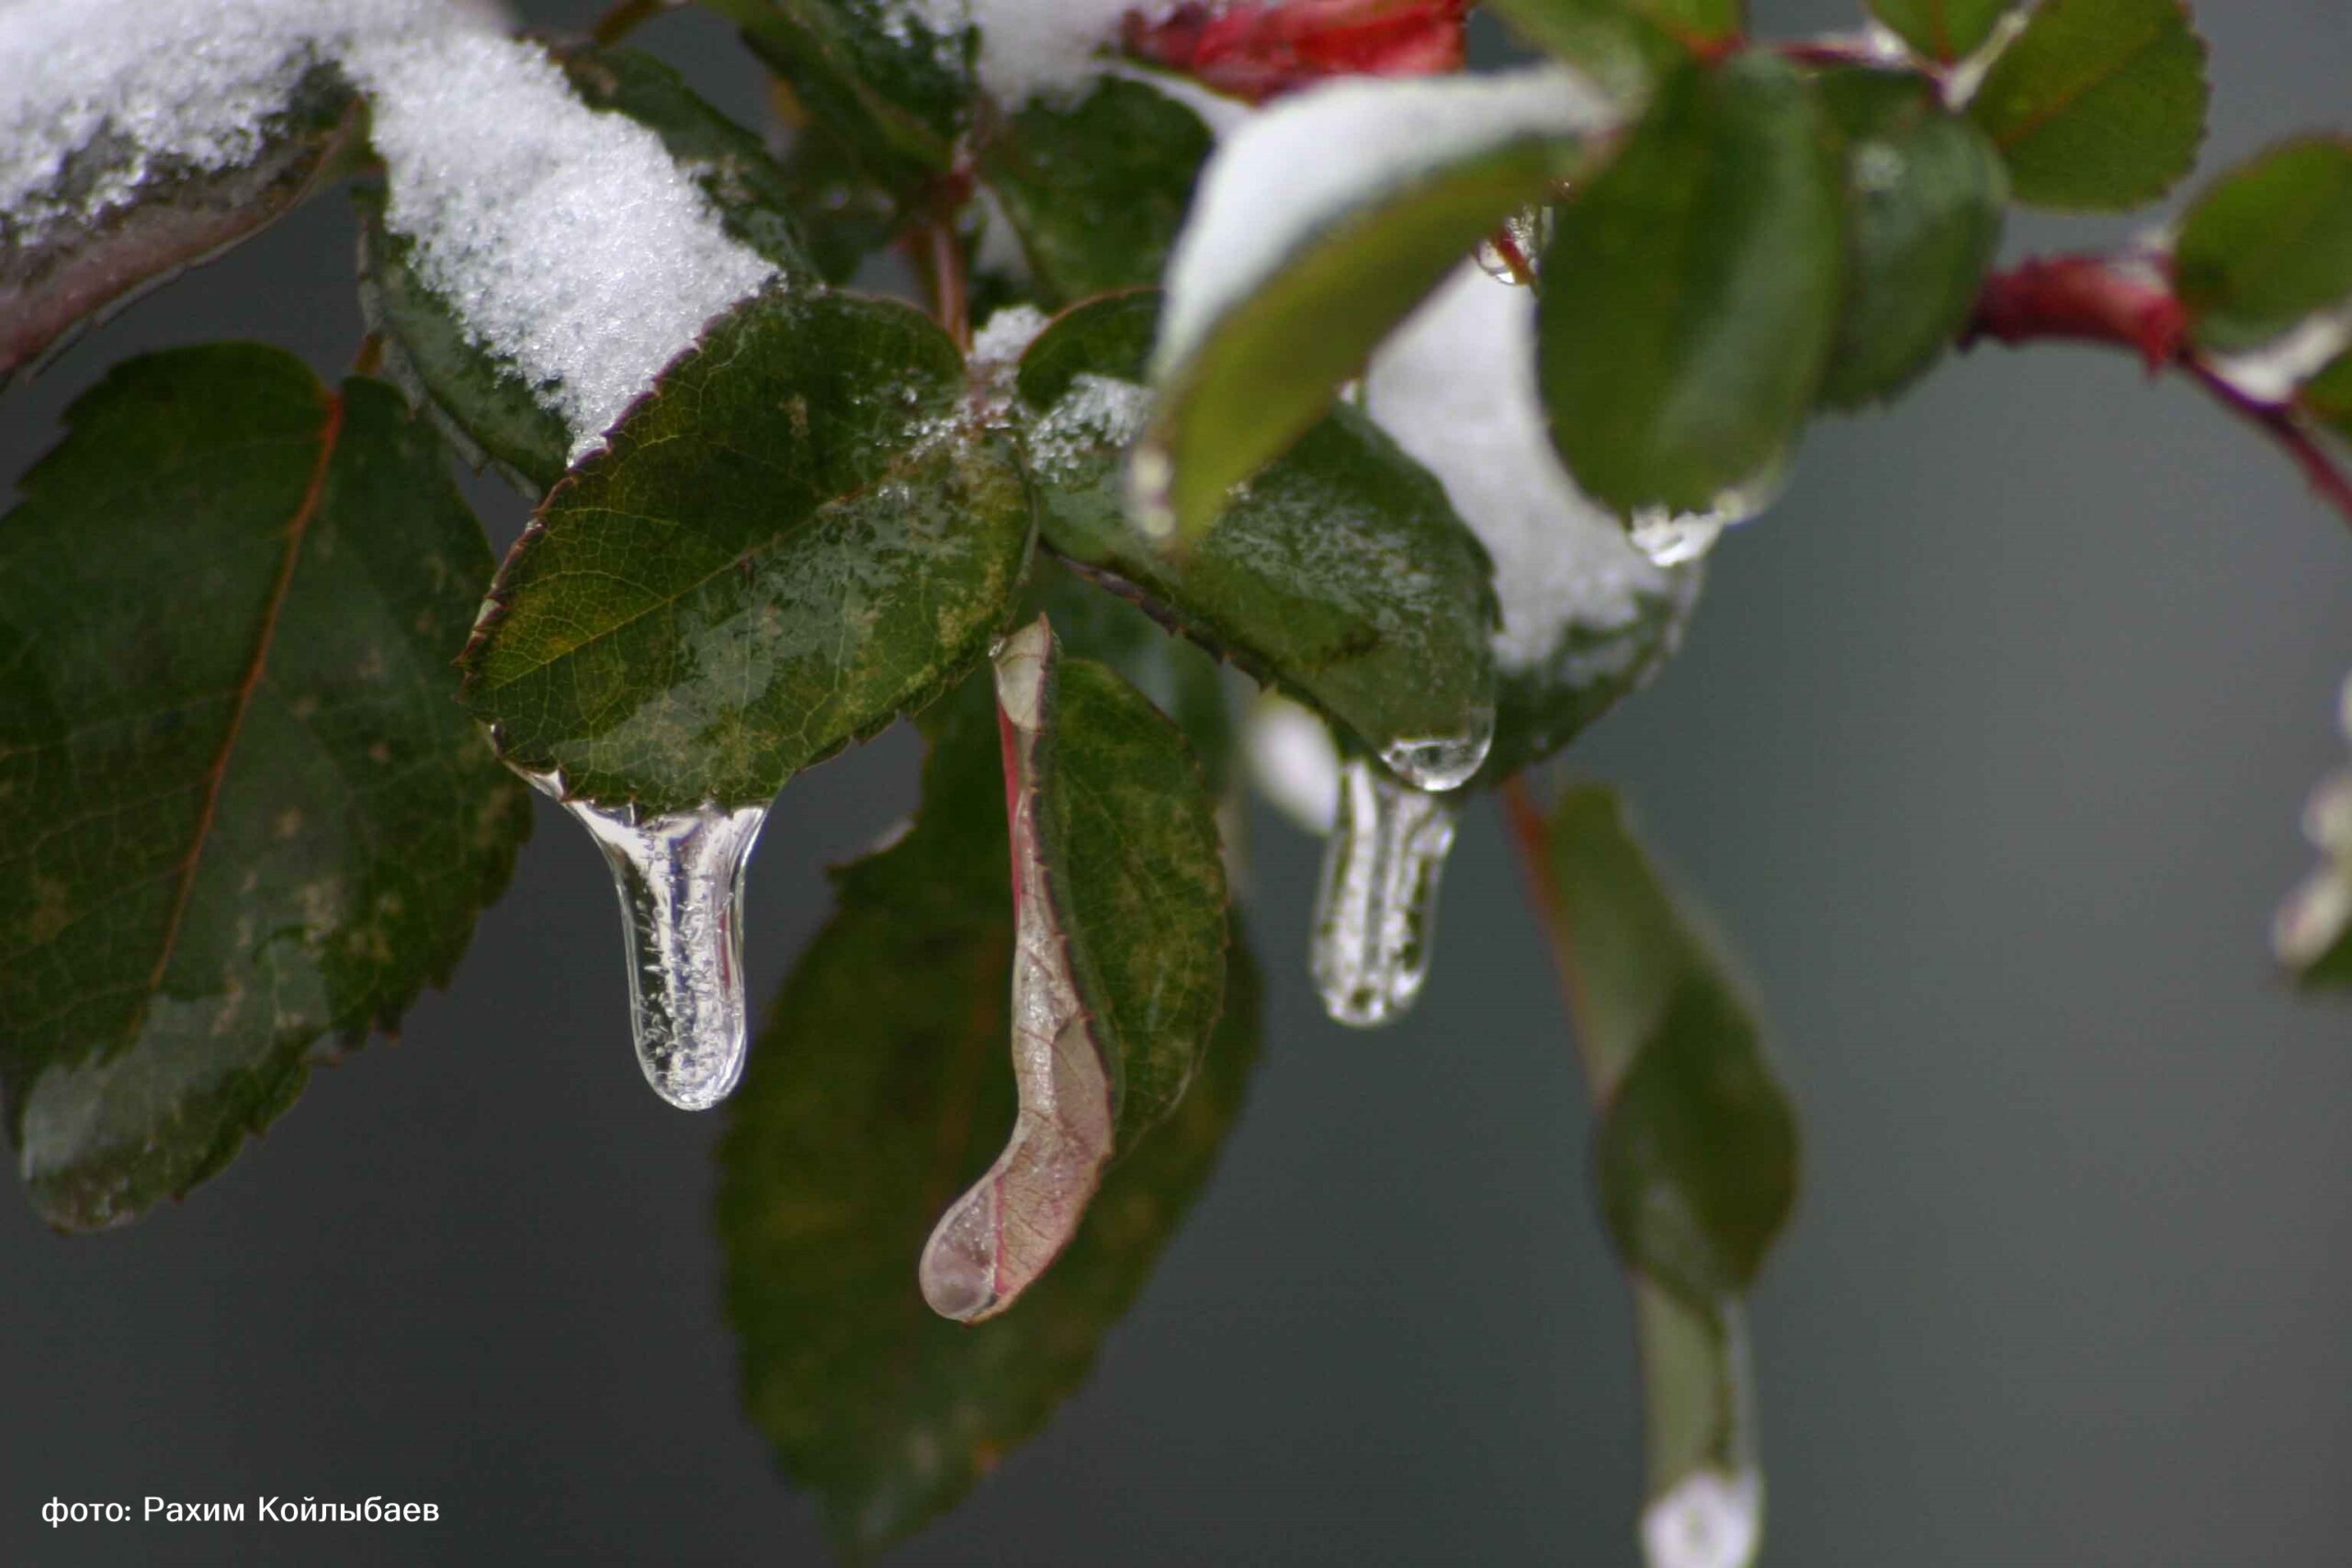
[3,2,2348,1563]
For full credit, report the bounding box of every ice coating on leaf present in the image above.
[1365,264,1677,672]
[532,771,767,1111]
[1311,756,1457,1026]
[1244,691,1341,834]
[1156,67,1614,386]
[1641,1467,1763,1568]
[920,622,1115,1322]
[0,0,774,468]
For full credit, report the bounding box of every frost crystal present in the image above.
[1156,66,1616,381]
[0,0,776,466]
[1365,265,1672,672]
[1030,372,1154,479]
[970,303,1052,368]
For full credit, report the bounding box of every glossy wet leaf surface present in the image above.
[459,289,1035,814]
[2175,139,2352,355]
[979,76,1214,310]
[1021,292,1498,790]
[717,679,1258,1554]
[1817,67,2007,409]
[0,346,528,1230]
[1540,52,1844,514]
[1965,0,2209,212]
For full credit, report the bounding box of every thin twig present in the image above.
[591,0,672,48]
[1498,777,1605,1089]
[1965,254,2352,536]
[928,220,970,353]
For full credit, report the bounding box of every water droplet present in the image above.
[1311,757,1459,1027]
[1476,205,1554,287]
[1641,1468,1763,1568]
[1626,464,1786,568]
[561,795,768,1111]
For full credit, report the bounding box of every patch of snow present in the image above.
[1640,1468,1763,1568]
[1029,371,1153,479]
[1243,691,1340,835]
[971,304,1050,369]
[1155,66,1617,383]
[1364,264,1670,673]
[0,0,776,466]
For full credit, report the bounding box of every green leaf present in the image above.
[459,290,1035,815]
[2175,140,2352,354]
[919,617,1229,1321]
[2,67,355,378]
[357,46,814,495]
[1632,1280,1763,1556]
[1816,67,2007,409]
[1540,51,1845,513]
[1141,69,1600,540]
[771,118,906,286]
[978,76,1215,310]
[1865,0,2016,64]
[718,684,1261,1554]
[1537,785,1798,1303]
[1021,293,1499,791]
[1964,0,2209,212]
[0,346,530,1231]
[708,0,970,190]
[1481,576,1700,784]
[1486,0,1745,94]
[2300,348,2352,446]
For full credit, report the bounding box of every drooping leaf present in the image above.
[920,617,1229,1321]
[2175,140,2352,355]
[718,681,1261,1555]
[0,346,529,1231]
[1484,0,1744,95]
[357,45,815,495]
[1539,51,1845,513]
[1140,67,1607,540]
[1864,0,2015,64]
[1816,66,2007,409]
[1,67,355,378]
[1964,0,2208,212]
[1023,292,1500,791]
[978,75,1215,310]
[459,289,1035,815]
[1533,786,1798,1305]
[707,0,971,191]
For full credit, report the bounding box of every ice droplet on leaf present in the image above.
[525,770,766,1111]
[1640,1468,1763,1568]
[919,621,1114,1322]
[1312,756,1458,1027]
[1475,205,1553,287]
[1627,465,1784,568]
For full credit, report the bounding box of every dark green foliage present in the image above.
[1867,0,2016,64]
[2175,140,2352,354]
[0,346,528,1230]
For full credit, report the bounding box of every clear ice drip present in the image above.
[530,772,767,1111]
[1311,757,1459,1027]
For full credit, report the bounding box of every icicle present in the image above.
[1641,1468,1764,1568]
[523,768,766,1110]
[1311,756,1459,1027]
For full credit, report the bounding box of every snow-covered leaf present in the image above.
[2175,139,2352,355]
[978,75,1216,309]
[357,43,814,492]
[1364,265,1701,783]
[918,617,1229,1322]
[718,675,1256,1551]
[1021,291,1500,792]
[1139,67,1613,539]
[1816,66,2007,409]
[1540,51,1843,513]
[459,291,1035,815]
[1965,0,2209,211]
[0,346,529,1231]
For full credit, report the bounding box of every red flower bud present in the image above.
[1123,0,1468,105]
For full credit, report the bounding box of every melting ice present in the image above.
[1311,757,1459,1027]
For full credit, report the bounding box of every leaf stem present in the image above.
[1499,776,1605,1090]
[591,0,673,48]
[1966,253,2352,535]
[927,220,970,354]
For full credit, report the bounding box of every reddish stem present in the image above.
[1499,777,1605,1089]
[1967,254,2352,535]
